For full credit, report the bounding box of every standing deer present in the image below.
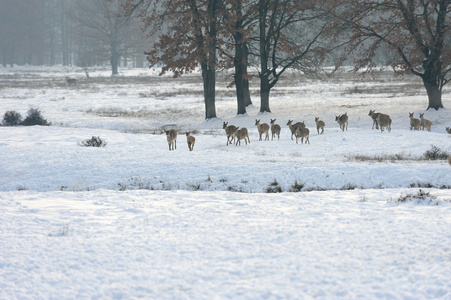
[314,117,325,134]
[409,112,420,130]
[295,126,310,144]
[255,119,270,141]
[335,113,348,131]
[223,122,237,145]
[419,113,432,132]
[286,119,305,140]
[368,110,380,130]
[165,129,177,151]
[233,127,250,146]
[186,132,195,151]
[376,113,392,132]
[446,127,451,134]
[65,77,77,86]
[270,119,281,140]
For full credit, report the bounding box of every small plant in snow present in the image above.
[423,145,448,160]
[21,108,51,126]
[266,180,282,193]
[2,110,22,126]
[289,180,305,192]
[392,189,447,205]
[79,136,107,147]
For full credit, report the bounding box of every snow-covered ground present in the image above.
[0,65,450,299]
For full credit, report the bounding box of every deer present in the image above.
[286,119,305,140]
[376,113,392,132]
[314,117,325,134]
[409,112,420,130]
[65,77,77,86]
[165,129,177,151]
[335,112,348,131]
[255,119,270,141]
[419,113,432,132]
[295,125,310,144]
[223,122,237,145]
[446,127,451,134]
[186,132,195,151]
[368,110,380,130]
[270,119,281,140]
[232,127,250,146]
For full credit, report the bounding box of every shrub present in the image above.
[79,136,107,147]
[423,145,448,160]
[2,110,23,126]
[21,108,51,126]
[266,180,282,193]
[395,189,438,204]
[289,180,305,192]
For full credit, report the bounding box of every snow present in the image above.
[0,65,450,299]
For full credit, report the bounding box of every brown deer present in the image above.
[295,125,310,144]
[233,127,250,146]
[368,110,380,129]
[446,127,451,134]
[376,113,392,132]
[270,119,281,140]
[409,112,420,130]
[186,132,195,151]
[165,129,177,151]
[314,117,325,134]
[335,113,348,131]
[255,119,270,141]
[286,119,305,140]
[223,122,237,145]
[419,113,432,132]
[65,77,77,86]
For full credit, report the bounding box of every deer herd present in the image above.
[164,110,449,151]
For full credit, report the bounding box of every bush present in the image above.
[266,180,282,193]
[395,189,437,204]
[289,180,305,192]
[2,110,23,126]
[21,108,51,126]
[423,145,448,160]
[79,136,107,147]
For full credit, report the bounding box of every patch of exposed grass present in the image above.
[347,153,414,162]
[392,189,440,204]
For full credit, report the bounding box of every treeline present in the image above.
[0,0,449,113]
[0,0,150,72]
[125,0,450,114]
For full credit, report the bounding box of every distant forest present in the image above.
[0,0,150,70]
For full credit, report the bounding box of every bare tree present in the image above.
[125,0,219,119]
[254,0,340,113]
[341,0,450,110]
[71,0,143,75]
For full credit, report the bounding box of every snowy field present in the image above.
[0,65,450,299]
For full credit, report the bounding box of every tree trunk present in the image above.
[243,74,252,107]
[203,0,217,120]
[243,43,252,107]
[423,77,444,110]
[202,64,217,119]
[260,76,271,113]
[258,0,271,113]
[234,32,246,115]
[111,51,119,75]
